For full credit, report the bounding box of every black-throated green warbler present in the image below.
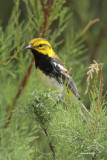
[25,38,91,122]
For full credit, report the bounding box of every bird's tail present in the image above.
[80,102,92,123]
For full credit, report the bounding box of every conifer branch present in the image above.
[0,43,24,65]
[4,1,55,158]
[4,56,34,128]
[33,100,55,159]
[5,0,53,127]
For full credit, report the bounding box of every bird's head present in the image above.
[25,38,56,57]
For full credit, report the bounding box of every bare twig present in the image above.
[43,127,55,158]
[82,18,99,35]
[40,0,52,37]
[74,18,99,44]
[13,56,34,106]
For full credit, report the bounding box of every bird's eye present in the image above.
[39,44,43,47]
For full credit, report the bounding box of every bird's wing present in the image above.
[51,58,92,123]
[51,59,80,99]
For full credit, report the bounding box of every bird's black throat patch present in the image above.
[31,49,60,81]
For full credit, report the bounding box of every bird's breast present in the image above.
[37,68,63,91]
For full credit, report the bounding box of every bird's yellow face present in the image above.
[26,38,56,57]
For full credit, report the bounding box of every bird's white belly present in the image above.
[37,69,63,91]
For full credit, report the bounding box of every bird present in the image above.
[25,38,91,122]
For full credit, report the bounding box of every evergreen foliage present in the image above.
[0,0,106,159]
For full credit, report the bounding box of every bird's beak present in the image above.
[25,45,33,49]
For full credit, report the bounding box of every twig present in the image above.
[40,0,52,37]
[0,43,24,65]
[98,65,103,113]
[43,127,55,158]
[13,56,34,106]
[82,18,99,35]
[92,72,98,137]
[85,61,103,135]
[4,111,13,128]
[74,18,99,43]
[95,65,103,131]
